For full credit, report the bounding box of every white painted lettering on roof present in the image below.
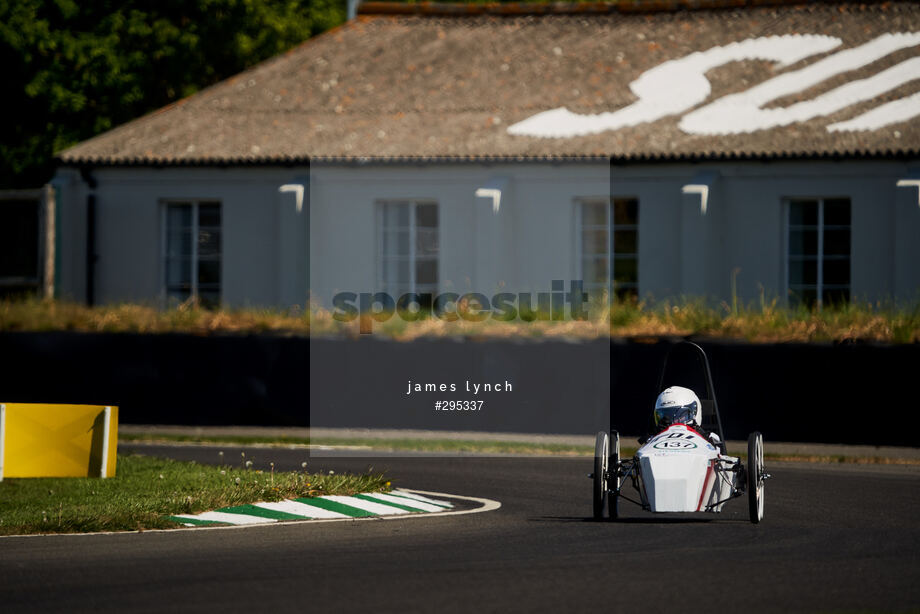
[507,34,841,137]
[828,91,920,132]
[508,33,920,138]
[681,33,920,135]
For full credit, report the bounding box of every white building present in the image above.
[54,2,920,311]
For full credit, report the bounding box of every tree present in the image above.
[0,0,345,188]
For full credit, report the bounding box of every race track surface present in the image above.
[1,444,917,613]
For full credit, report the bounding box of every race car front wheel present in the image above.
[609,430,621,520]
[593,431,609,520]
[747,431,765,523]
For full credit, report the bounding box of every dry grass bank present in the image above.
[1,298,917,344]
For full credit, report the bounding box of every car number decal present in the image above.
[653,440,698,450]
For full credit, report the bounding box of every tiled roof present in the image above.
[58,2,920,165]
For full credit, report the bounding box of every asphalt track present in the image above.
[1,444,918,613]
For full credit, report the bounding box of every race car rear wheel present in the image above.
[747,431,764,523]
[608,430,621,520]
[593,431,609,520]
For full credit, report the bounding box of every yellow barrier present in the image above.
[0,403,118,480]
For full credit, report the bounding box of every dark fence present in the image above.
[0,333,308,426]
[0,332,915,446]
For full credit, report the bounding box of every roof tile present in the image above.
[59,2,920,165]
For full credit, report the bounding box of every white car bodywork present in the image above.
[636,424,741,513]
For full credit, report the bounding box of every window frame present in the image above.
[575,196,639,301]
[160,199,222,307]
[784,196,851,309]
[375,199,439,297]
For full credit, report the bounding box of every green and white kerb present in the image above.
[168,490,454,527]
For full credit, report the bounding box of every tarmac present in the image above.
[118,425,920,460]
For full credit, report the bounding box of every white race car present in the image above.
[592,342,769,523]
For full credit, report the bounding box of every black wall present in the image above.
[0,333,308,426]
[0,332,915,446]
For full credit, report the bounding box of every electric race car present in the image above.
[592,341,769,523]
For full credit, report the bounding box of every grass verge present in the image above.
[0,454,388,536]
[119,433,920,465]
[2,298,918,343]
[120,433,596,456]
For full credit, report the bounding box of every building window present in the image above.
[578,197,639,300]
[377,201,438,297]
[164,201,221,308]
[787,198,850,308]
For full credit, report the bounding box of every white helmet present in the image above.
[654,386,702,429]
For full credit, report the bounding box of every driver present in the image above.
[650,386,722,447]
[653,386,702,431]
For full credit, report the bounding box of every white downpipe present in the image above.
[279,184,305,213]
[100,406,111,478]
[896,179,920,208]
[475,188,502,214]
[682,185,710,216]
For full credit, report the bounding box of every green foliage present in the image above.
[609,299,643,328]
[395,0,619,3]
[0,0,345,188]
